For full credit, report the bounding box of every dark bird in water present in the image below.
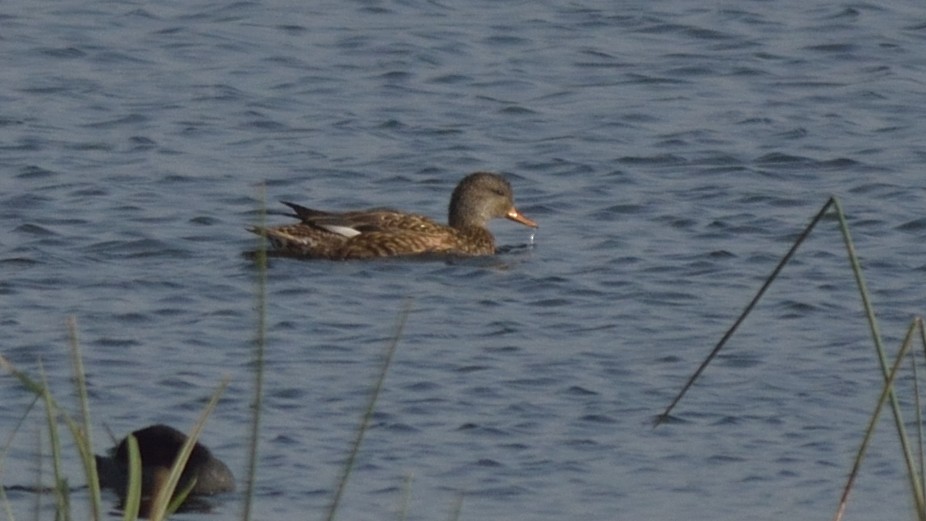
[95,424,234,508]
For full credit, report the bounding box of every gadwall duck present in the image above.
[250,172,538,259]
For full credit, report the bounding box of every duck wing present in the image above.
[280,201,443,236]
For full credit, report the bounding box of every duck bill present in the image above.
[506,207,538,228]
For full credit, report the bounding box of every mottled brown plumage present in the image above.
[250,172,537,259]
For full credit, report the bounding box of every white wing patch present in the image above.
[320,224,362,238]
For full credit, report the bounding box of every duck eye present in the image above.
[493,188,505,196]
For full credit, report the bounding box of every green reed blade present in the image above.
[65,317,102,521]
[38,364,68,521]
[121,435,141,521]
[920,318,926,502]
[242,182,268,521]
[396,473,414,521]
[831,199,925,513]
[833,319,921,521]
[33,426,42,521]
[655,198,836,425]
[324,299,412,521]
[914,337,926,504]
[147,379,228,521]
[164,475,197,515]
[446,492,464,521]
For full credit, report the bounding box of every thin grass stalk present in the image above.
[42,399,131,521]
[1,462,12,521]
[918,317,926,503]
[0,395,41,476]
[65,317,101,521]
[0,464,12,521]
[37,364,69,521]
[831,198,925,512]
[1,493,12,521]
[920,317,926,357]
[0,356,56,519]
[0,395,40,461]
[655,198,835,425]
[324,300,412,521]
[913,342,925,504]
[833,319,921,521]
[164,476,196,515]
[33,426,41,521]
[58,413,106,520]
[0,394,40,521]
[0,492,11,521]
[396,473,413,521]
[446,493,463,521]
[241,183,268,521]
[0,354,45,397]
[146,379,228,521]
[0,356,67,520]
[121,435,141,521]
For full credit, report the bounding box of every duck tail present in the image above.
[281,201,328,221]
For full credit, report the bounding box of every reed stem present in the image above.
[833,320,920,521]
[655,198,835,425]
[831,199,925,512]
[242,182,269,521]
[324,299,412,521]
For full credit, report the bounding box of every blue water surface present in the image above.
[2,1,926,520]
